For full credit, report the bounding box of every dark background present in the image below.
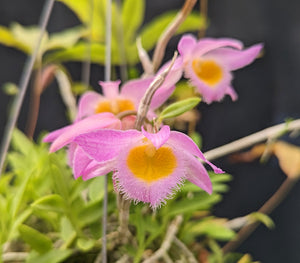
[1,0,300,262]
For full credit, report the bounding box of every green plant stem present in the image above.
[0,0,55,175]
[222,177,298,254]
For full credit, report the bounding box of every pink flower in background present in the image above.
[178,34,263,103]
[76,58,183,124]
[74,125,223,208]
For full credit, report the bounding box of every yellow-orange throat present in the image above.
[192,59,223,87]
[95,99,135,114]
[127,144,177,183]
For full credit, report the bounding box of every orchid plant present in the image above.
[0,0,299,263]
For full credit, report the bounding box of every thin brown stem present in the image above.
[117,193,132,244]
[25,64,57,139]
[198,0,208,38]
[135,52,178,130]
[204,119,300,162]
[173,236,198,263]
[152,0,197,72]
[222,177,298,254]
[142,215,183,263]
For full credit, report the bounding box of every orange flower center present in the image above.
[192,59,223,87]
[95,99,135,115]
[127,143,177,183]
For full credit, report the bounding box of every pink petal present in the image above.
[225,86,238,101]
[99,80,121,99]
[72,146,93,179]
[192,38,244,57]
[76,91,104,120]
[184,152,212,194]
[142,125,170,149]
[206,43,263,71]
[43,126,69,143]
[67,142,77,167]
[74,129,143,162]
[49,113,121,152]
[81,158,117,180]
[120,77,154,108]
[178,34,197,57]
[168,131,224,174]
[114,143,186,208]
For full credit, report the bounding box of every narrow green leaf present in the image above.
[248,212,275,229]
[31,194,66,213]
[46,26,86,51]
[159,97,201,120]
[9,208,32,240]
[168,193,221,216]
[187,220,236,241]
[11,23,48,55]
[76,238,95,251]
[26,249,72,263]
[45,42,112,64]
[77,200,102,227]
[19,224,52,253]
[60,217,76,244]
[88,176,105,201]
[122,0,145,43]
[11,129,33,155]
[57,0,105,42]
[0,25,29,53]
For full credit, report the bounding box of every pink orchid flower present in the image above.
[74,125,223,208]
[76,58,183,124]
[178,34,263,103]
[43,113,122,179]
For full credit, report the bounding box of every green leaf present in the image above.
[31,194,66,213]
[45,42,105,64]
[60,217,76,244]
[0,25,29,53]
[122,0,145,43]
[186,220,236,241]
[19,224,52,253]
[167,193,221,216]
[46,26,86,51]
[10,23,48,55]
[76,238,95,251]
[159,97,201,120]
[140,11,205,51]
[77,200,102,227]
[26,249,72,263]
[248,212,275,229]
[9,209,32,240]
[57,0,105,42]
[88,176,105,201]
[11,129,34,155]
